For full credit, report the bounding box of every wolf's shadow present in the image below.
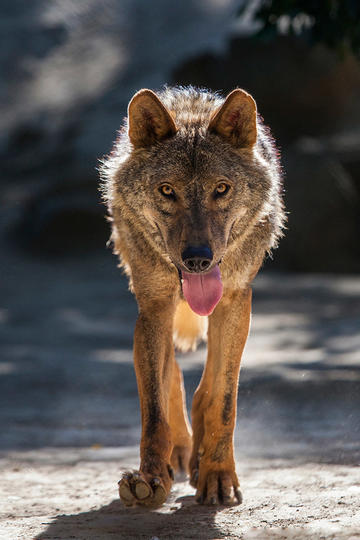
[36,495,224,540]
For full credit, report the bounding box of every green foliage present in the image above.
[239,0,360,57]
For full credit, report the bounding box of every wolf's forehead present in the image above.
[150,136,237,179]
[148,154,219,184]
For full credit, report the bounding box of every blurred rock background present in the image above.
[1,0,360,271]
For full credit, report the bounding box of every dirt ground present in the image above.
[1,251,360,539]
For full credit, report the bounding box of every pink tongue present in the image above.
[181,265,223,316]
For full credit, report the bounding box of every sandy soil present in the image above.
[1,251,360,539]
[1,451,360,540]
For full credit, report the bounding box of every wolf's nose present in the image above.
[181,245,213,273]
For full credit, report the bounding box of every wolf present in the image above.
[100,86,285,507]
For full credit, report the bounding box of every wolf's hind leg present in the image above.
[169,359,192,476]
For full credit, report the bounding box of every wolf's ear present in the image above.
[128,89,177,147]
[208,89,257,147]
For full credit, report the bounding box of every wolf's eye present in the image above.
[214,182,230,198]
[159,184,176,199]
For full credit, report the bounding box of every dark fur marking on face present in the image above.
[189,131,200,170]
[159,208,173,218]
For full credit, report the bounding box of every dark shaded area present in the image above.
[240,0,360,58]
[12,181,109,256]
[35,497,224,540]
[173,36,360,141]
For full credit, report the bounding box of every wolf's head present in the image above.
[103,87,283,315]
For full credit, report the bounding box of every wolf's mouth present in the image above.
[180,264,223,316]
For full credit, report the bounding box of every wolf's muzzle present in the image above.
[181,245,213,273]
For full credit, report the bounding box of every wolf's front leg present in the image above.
[190,287,252,505]
[119,287,178,508]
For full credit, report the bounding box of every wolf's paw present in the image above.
[192,465,242,506]
[170,445,191,478]
[118,466,174,508]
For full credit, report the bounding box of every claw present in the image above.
[234,487,243,504]
[151,477,161,487]
[191,469,199,487]
[195,493,204,504]
[167,464,175,480]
